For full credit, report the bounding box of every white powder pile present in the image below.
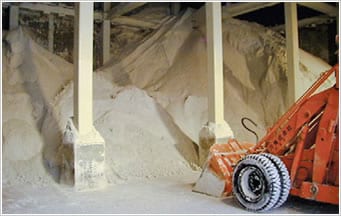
[2,27,73,185]
[41,76,199,184]
[99,8,333,144]
[2,8,334,186]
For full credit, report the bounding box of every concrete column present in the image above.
[285,2,300,105]
[170,3,181,15]
[103,2,111,13]
[48,13,54,52]
[74,2,94,135]
[198,2,234,166]
[9,5,19,30]
[101,2,111,65]
[69,2,106,191]
[206,2,225,125]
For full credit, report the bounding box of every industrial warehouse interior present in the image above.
[1,1,340,214]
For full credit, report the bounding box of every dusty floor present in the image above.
[2,172,339,214]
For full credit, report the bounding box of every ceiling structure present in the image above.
[2,2,339,31]
[176,2,338,29]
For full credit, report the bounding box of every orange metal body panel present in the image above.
[290,182,339,205]
[204,65,339,205]
[208,141,254,195]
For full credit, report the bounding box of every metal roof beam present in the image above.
[19,3,74,16]
[223,2,280,18]
[111,16,158,29]
[107,2,147,19]
[18,3,103,20]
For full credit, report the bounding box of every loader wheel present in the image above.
[233,154,281,212]
[261,153,291,209]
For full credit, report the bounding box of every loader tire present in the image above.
[261,153,291,209]
[232,154,281,212]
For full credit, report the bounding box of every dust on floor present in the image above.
[2,172,339,214]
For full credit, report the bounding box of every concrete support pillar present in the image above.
[206,2,225,125]
[285,2,300,105]
[48,13,55,52]
[103,2,111,13]
[74,3,94,135]
[67,2,106,191]
[199,2,234,166]
[101,2,111,65]
[9,5,19,30]
[170,3,181,15]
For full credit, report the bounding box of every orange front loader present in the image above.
[193,64,339,212]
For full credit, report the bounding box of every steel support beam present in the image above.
[285,2,300,105]
[108,2,147,19]
[18,3,103,20]
[19,3,74,16]
[223,2,279,18]
[111,16,158,29]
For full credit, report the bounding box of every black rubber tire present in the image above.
[261,153,291,209]
[232,154,281,212]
